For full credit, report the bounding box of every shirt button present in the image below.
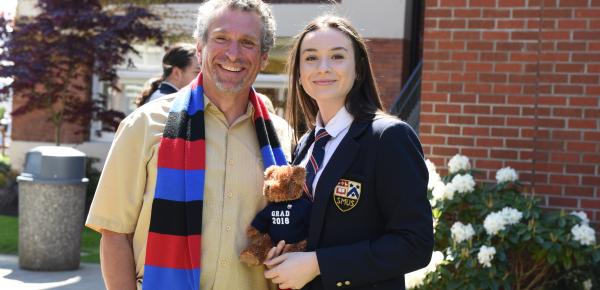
[220,259,228,266]
[228,159,234,166]
[225,225,231,231]
[336,282,342,287]
[345,281,351,286]
[227,192,233,198]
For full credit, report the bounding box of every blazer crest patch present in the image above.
[333,179,361,212]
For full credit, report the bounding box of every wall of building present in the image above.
[420,0,600,223]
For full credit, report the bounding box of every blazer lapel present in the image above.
[292,130,315,165]
[307,120,369,249]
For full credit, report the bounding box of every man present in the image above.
[86,1,290,289]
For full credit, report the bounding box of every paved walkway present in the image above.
[0,255,104,290]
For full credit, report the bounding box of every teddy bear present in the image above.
[239,165,312,266]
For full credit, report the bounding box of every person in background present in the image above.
[135,43,200,106]
[263,15,434,290]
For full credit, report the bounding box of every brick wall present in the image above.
[367,38,408,110]
[420,0,600,223]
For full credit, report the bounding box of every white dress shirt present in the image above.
[300,106,354,195]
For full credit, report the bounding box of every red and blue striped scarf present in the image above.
[142,73,288,290]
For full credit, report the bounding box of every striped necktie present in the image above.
[303,129,332,200]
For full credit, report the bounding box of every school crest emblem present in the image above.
[333,179,361,212]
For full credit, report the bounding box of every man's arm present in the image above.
[100,230,137,290]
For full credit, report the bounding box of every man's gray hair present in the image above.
[194,0,276,54]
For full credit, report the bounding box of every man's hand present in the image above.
[100,229,137,290]
[264,252,320,289]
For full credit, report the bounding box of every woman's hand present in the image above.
[264,251,320,289]
[264,240,286,269]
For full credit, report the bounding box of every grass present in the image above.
[0,215,101,263]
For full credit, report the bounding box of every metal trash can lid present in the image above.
[17,146,89,184]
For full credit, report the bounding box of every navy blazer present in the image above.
[292,116,434,290]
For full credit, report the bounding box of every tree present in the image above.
[0,0,164,145]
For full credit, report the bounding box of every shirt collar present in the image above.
[203,94,254,121]
[161,81,179,91]
[315,106,354,139]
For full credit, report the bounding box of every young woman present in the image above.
[263,15,433,290]
[135,43,200,106]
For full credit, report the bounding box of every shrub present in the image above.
[406,154,599,290]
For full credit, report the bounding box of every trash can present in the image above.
[17,146,88,270]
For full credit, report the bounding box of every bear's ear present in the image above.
[291,166,306,184]
[264,165,277,179]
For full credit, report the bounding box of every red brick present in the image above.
[467,42,494,51]
[439,41,466,50]
[496,42,524,51]
[421,135,446,144]
[478,94,506,104]
[452,52,479,61]
[450,94,477,103]
[454,9,482,17]
[556,42,587,51]
[571,75,599,85]
[541,31,570,40]
[564,186,595,197]
[470,0,496,7]
[569,119,597,129]
[463,126,490,136]
[538,118,566,129]
[481,52,508,62]
[586,86,600,95]
[535,185,562,196]
[435,104,462,113]
[479,73,507,83]
[511,31,539,41]
[468,20,495,29]
[538,140,565,150]
[559,0,590,7]
[550,175,579,184]
[492,127,520,137]
[507,95,534,104]
[575,9,600,18]
[492,106,520,115]
[419,124,433,134]
[482,31,510,41]
[478,116,506,126]
[524,85,551,94]
[581,199,600,208]
[440,0,467,6]
[451,73,478,82]
[513,9,539,18]
[439,19,466,29]
[584,108,600,118]
[573,53,600,62]
[552,108,583,118]
[543,9,573,18]
[567,142,597,152]
[426,0,439,7]
[522,129,550,138]
[460,148,489,158]
[540,53,570,62]
[495,63,523,73]
[539,96,567,106]
[539,74,567,84]
[491,149,518,159]
[556,64,585,73]
[425,30,452,40]
[448,137,475,146]
[423,72,450,82]
[511,53,538,62]
[434,125,461,135]
[507,117,536,127]
[432,146,460,156]
[465,83,492,93]
[462,105,490,114]
[476,138,504,147]
[566,165,596,175]
[421,93,449,102]
[425,20,438,29]
[557,20,588,29]
[494,84,522,94]
[583,154,600,164]
[552,130,582,140]
[510,74,537,84]
[497,20,526,29]
[454,31,482,40]
[582,177,600,187]
[553,85,583,95]
[449,115,476,125]
[551,152,580,163]
[436,83,464,92]
[426,8,451,17]
[476,159,504,170]
[421,114,448,124]
[483,9,511,18]
[590,64,600,74]
[583,132,600,142]
[548,197,578,208]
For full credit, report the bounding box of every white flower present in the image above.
[450,174,475,194]
[431,181,449,203]
[571,211,590,225]
[443,182,456,201]
[477,245,496,268]
[425,159,441,190]
[483,207,523,236]
[583,279,592,290]
[451,222,475,243]
[405,251,445,289]
[448,154,470,174]
[484,212,506,236]
[571,224,596,246]
[496,167,518,183]
[499,207,523,225]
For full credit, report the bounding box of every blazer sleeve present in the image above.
[316,122,434,288]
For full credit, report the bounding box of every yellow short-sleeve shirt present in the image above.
[86,92,291,290]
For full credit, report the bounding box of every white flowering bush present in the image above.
[410,156,600,290]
